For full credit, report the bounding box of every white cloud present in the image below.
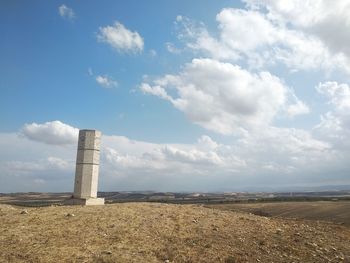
[21,120,78,145]
[2,120,347,192]
[97,22,144,53]
[286,99,310,117]
[240,126,331,158]
[165,42,182,54]
[88,69,118,88]
[175,8,350,73]
[174,16,239,60]
[160,146,224,166]
[316,81,350,112]
[102,134,246,180]
[130,4,350,190]
[244,0,350,58]
[58,4,75,20]
[217,9,276,52]
[104,148,160,170]
[95,75,118,88]
[5,157,73,174]
[0,130,77,192]
[314,81,350,149]
[196,135,218,151]
[285,90,310,118]
[140,83,173,102]
[141,58,307,135]
[176,15,183,22]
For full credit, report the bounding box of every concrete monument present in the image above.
[68,129,104,205]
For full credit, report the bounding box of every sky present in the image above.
[1,0,350,193]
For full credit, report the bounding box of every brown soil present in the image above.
[0,203,349,263]
[206,201,350,227]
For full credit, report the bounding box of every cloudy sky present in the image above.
[1,0,350,193]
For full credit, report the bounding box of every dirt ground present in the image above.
[1,203,350,263]
[206,201,350,227]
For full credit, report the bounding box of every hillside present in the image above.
[1,203,349,263]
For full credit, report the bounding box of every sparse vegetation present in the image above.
[1,203,350,262]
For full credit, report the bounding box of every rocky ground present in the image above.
[0,203,349,263]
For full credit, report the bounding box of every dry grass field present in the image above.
[206,201,350,227]
[1,203,350,263]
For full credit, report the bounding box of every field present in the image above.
[206,201,350,227]
[1,202,350,263]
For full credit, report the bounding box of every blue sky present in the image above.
[1,0,243,142]
[1,1,350,193]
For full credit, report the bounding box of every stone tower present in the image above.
[70,129,104,205]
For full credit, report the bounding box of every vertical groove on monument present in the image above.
[71,129,104,205]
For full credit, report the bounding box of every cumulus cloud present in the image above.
[97,22,144,53]
[21,120,78,145]
[160,146,224,166]
[175,7,350,73]
[141,58,307,134]
[58,4,75,20]
[0,130,77,192]
[104,148,158,170]
[2,121,344,192]
[240,126,331,158]
[174,15,238,60]
[93,128,348,190]
[140,83,174,102]
[285,91,310,117]
[102,135,246,183]
[1,155,75,192]
[316,81,350,112]
[95,75,118,88]
[286,100,310,118]
[244,0,350,58]
[196,135,218,151]
[314,81,350,149]
[5,157,73,174]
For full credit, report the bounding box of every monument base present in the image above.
[64,197,105,206]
